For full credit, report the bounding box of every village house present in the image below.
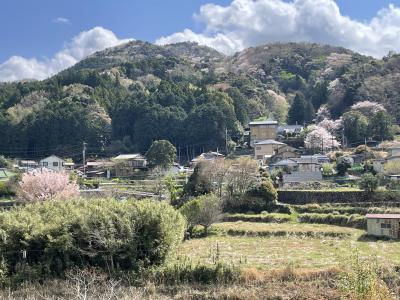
[112,154,147,177]
[277,125,304,137]
[249,120,278,147]
[280,155,329,184]
[270,158,298,172]
[191,151,225,166]
[366,214,400,239]
[372,146,400,173]
[254,140,297,165]
[39,155,67,172]
[19,160,38,171]
[85,160,115,178]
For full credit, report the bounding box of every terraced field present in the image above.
[177,222,400,269]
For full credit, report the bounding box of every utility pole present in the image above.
[82,141,87,177]
[225,127,228,155]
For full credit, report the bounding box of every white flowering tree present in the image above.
[18,171,79,203]
[304,125,340,151]
[351,101,386,115]
[318,117,342,134]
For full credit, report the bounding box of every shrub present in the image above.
[0,199,185,280]
[17,171,79,203]
[336,156,353,176]
[358,173,379,192]
[247,178,277,204]
[179,194,222,235]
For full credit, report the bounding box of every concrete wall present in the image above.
[367,218,399,239]
[250,125,277,146]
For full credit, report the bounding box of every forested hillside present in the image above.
[0,41,399,158]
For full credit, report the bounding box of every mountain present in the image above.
[0,41,399,158]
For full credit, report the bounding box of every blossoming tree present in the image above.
[18,170,79,203]
[304,125,340,151]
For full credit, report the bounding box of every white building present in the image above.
[39,155,66,172]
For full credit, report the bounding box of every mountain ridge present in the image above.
[0,40,399,157]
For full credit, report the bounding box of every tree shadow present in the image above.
[357,233,398,242]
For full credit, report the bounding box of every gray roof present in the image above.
[113,154,145,160]
[254,139,285,146]
[366,214,400,219]
[249,120,278,126]
[271,159,298,166]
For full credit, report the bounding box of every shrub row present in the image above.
[0,199,185,280]
[278,190,400,205]
[223,213,291,223]
[293,204,400,215]
[222,229,351,239]
[298,213,366,229]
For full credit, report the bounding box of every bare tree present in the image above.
[225,157,259,197]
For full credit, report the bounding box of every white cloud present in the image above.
[0,26,132,82]
[53,17,71,25]
[156,0,400,57]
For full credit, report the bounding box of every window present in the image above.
[256,147,261,150]
[53,162,59,167]
[42,162,48,167]
[381,223,391,229]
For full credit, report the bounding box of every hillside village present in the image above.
[3,42,400,298]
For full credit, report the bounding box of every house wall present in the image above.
[367,218,399,239]
[298,163,320,172]
[283,171,322,183]
[40,156,65,171]
[389,148,400,157]
[254,144,281,159]
[250,125,277,146]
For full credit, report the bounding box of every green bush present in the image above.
[225,179,278,213]
[358,173,379,192]
[179,194,222,235]
[0,181,15,197]
[0,199,185,280]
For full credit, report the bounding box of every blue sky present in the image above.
[2,0,400,81]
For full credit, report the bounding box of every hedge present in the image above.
[278,190,400,205]
[0,199,185,279]
[298,213,366,229]
[223,213,291,223]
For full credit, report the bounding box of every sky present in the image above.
[1,0,400,81]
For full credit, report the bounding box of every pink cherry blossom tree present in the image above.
[18,170,79,203]
[304,125,340,151]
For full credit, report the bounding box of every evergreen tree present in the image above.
[369,110,394,141]
[303,99,315,123]
[287,93,306,125]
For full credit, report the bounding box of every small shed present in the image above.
[366,214,400,239]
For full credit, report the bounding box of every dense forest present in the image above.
[0,41,399,159]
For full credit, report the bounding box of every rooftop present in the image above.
[249,120,278,126]
[271,159,298,166]
[113,154,145,160]
[254,139,285,146]
[366,214,400,219]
